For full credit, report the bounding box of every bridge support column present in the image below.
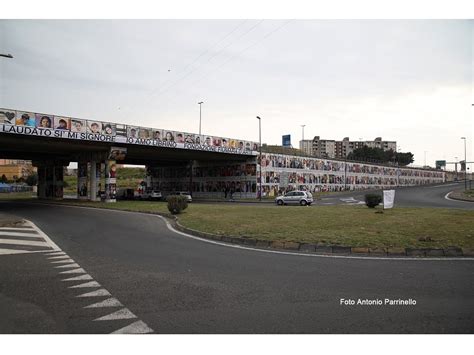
[34,162,64,200]
[104,159,117,203]
[37,166,47,199]
[89,161,101,202]
[77,161,88,200]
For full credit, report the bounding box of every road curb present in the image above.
[172,220,470,258]
[445,190,474,203]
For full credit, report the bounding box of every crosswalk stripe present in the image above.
[68,281,101,288]
[48,255,70,260]
[59,268,86,274]
[61,274,93,282]
[0,248,33,255]
[0,233,43,239]
[0,230,38,236]
[94,308,137,321]
[45,251,66,256]
[111,320,154,334]
[0,226,33,230]
[54,263,80,269]
[76,289,111,297]
[84,297,123,308]
[51,259,75,264]
[0,238,49,247]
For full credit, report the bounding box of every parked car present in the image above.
[168,191,193,202]
[140,190,163,200]
[275,190,313,206]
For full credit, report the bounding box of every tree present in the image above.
[347,147,414,166]
[0,175,7,183]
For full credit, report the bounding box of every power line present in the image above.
[153,20,294,116]
[148,20,249,99]
[144,20,265,105]
[187,19,294,90]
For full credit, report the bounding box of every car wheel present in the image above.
[300,200,307,206]
[277,200,283,206]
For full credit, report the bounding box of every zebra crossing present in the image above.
[0,221,60,255]
[0,220,154,334]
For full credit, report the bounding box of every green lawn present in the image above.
[177,204,474,249]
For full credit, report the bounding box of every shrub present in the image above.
[365,193,382,208]
[167,195,189,214]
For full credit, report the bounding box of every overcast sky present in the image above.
[0,19,472,167]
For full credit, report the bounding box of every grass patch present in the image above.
[177,204,474,249]
[0,192,37,200]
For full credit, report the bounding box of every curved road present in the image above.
[0,199,473,333]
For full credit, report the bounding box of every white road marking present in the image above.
[0,238,49,247]
[0,248,33,255]
[51,259,75,264]
[111,320,153,334]
[84,298,123,308]
[54,263,80,269]
[48,255,70,260]
[0,226,33,230]
[61,274,93,282]
[59,268,86,274]
[25,220,61,251]
[76,289,111,297]
[68,281,101,288]
[0,231,39,237]
[45,251,66,256]
[444,191,473,203]
[94,308,137,321]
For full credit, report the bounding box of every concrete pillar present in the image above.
[37,166,46,199]
[52,165,64,200]
[104,159,117,203]
[89,161,97,201]
[77,162,88,200]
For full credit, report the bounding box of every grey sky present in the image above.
[1,19,472,167]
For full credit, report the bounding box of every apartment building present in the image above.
[298,137,397,159]
[0,159,34,181]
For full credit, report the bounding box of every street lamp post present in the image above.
[257,116,262,201]
[461,137,467,190]
[198,101,203,135]
[301,125,306,150]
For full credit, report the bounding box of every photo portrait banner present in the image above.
[0,108,258,156]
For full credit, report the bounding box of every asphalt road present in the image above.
[209,182,474,209]
[0,200,473,334]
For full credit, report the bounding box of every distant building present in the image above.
[298,137,397,159]
[299,140,313,156]
[0,159,34,181]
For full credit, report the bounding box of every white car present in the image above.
[275,191,313,206]
[140,190,163,200]
[169,191,193,202]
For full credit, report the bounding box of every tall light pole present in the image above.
[198,101,203,135]
[257,116,262,201]
[300,125,306,151]
[461,137,467,190]
[424,151,427,167]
